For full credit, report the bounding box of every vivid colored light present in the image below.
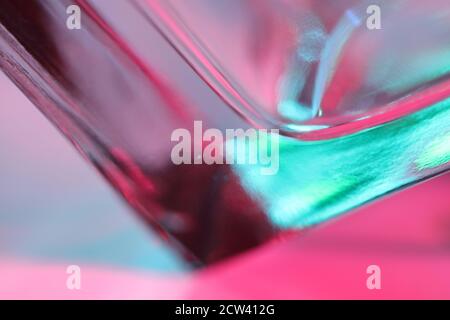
[416,133,450,170]
[233,98,450,229]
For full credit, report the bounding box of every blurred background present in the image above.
[1,0,450,299]
[1,70,450,299]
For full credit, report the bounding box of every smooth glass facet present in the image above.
[1,0,449,264]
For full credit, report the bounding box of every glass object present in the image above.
[1,0,449,264]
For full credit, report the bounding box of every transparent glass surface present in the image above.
[1,0,449,264]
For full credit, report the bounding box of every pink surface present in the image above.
[1,173,450,299]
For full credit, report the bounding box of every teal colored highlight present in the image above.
[416,133,450,170]
[232,98,450,229]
